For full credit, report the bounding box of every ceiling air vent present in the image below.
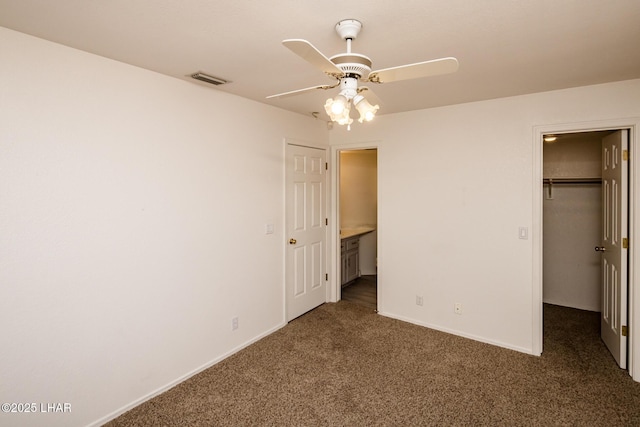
[190,72,229,86]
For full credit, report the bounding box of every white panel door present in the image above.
[599,130,628,369]
[285,144,327,321]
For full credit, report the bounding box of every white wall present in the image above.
[0,27,328,427]
[543,135,602,311]
[340,150,377,228]
[330,78,640,354]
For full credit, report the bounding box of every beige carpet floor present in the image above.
[106,302,640,426]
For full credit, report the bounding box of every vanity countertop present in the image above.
[340,226,376,240]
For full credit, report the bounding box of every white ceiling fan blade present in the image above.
[357,86,383,106]
[367,57,459,83]
[282,39,344,77]
[266,83,338,99]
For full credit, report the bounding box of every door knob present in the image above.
[289,238,297,245]
[595,246,606,252]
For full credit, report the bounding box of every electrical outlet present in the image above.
[232,317,239,331]
[454,303,463,315]
[416,295,423,306]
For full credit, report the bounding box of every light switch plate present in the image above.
[519,226,528,240]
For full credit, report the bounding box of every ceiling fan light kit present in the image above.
[268,18,459,129]
[324,97,353,126]
[353,94,379,123]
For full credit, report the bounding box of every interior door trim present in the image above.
[532,117,640,381]
[329,141,380,305]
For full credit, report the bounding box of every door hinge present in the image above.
[325,218,328,226]
[622,325,628,337]
[325,162,328,170]
[623,238,629,249]
[325,273,328,281]
[623,150,629,161]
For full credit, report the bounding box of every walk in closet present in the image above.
[542,131,609,311]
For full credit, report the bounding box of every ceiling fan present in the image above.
[267,19,459,127]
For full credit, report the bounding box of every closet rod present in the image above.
[543,177,602,184]
[543,177,601,199]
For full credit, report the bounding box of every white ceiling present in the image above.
[1,0,639,120]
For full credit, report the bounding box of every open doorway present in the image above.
[542,129,629,369]
[338,148,378,310]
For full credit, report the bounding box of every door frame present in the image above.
[329,141,380,304]
[532,117,640,380]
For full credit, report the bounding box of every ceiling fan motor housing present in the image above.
[330,53,372,79]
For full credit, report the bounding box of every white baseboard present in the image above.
[89,321,287,427]
[377,310,534,356]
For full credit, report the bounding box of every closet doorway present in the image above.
[338,148,378,311]
[543,129,629,368]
